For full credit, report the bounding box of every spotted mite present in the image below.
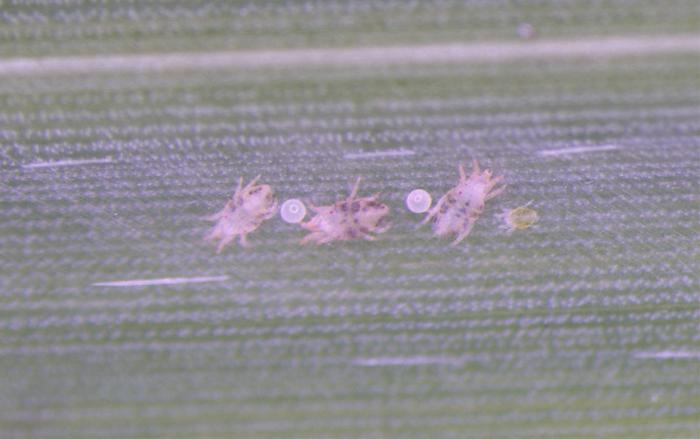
[421,159,505,245]
[499,201,538,235]
[300,177,390,245]
[204,175,277,252]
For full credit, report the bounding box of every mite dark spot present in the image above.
[348,229,358,238]
[351,202,360,212]
[359,226,370,233]
[249,187,261,194]
[339,202,348,212]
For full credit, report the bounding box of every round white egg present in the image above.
[280,199,307,223]
[405,189,432,213]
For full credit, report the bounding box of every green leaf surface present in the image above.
[1,1,699,438]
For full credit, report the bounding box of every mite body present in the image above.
[300,177,390,245]
[422,159,505,245]
[204,175,277,252]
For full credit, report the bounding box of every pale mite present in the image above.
[421,159,505,245]
[204,175,278,252]
[299,177,391,245]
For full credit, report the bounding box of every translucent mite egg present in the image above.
[406,189,432,213]
[500,202,539,234]
[280,199,307,223]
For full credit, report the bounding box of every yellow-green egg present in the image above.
[502,204,539,233]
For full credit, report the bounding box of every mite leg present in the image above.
[300,232,323,245]
[451,219,476,246]
[419,207,438,226]
[348,177,362,200]
[486,174,504,191]
[204,208,227,222]
[359,231,377,241]
[471,159,480,177]
[486,184,506,200]
[374,222,391,234]
[263,201,279,219]
[233,176,243,195]
[318,235,336,244]
[490,174,504,185]
[420,195,447,226]
[216,234,236,253]
[306,200,320,213]
[302,232,337,245]
[243,175,262,191]
[203,229,218,242]
[238,233,251,248]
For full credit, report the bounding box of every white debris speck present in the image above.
[93,276,228,287]
[22,157,114,169]
[517,23,537,40]
[538,144,620,157]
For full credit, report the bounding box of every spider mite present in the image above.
[204,175,277,252]
[299,177,390,245]
[421,159,505,245]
